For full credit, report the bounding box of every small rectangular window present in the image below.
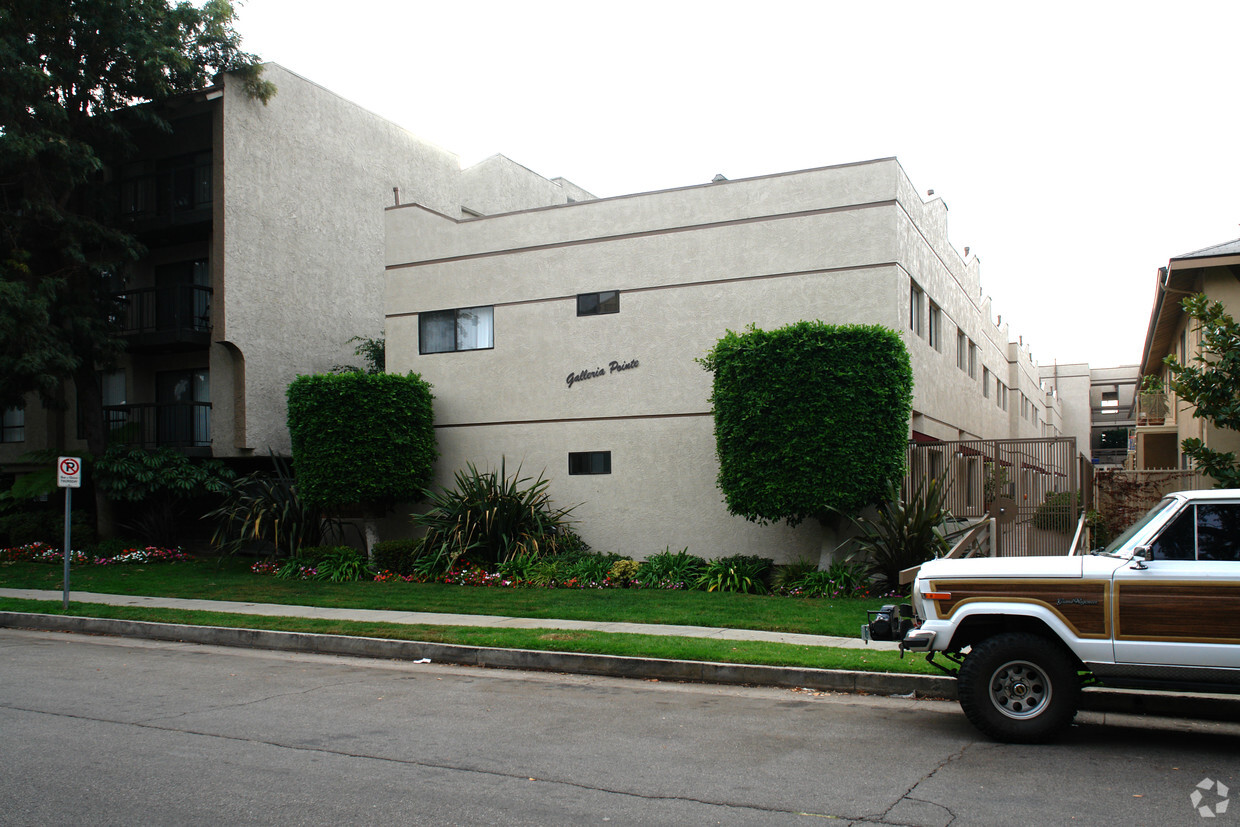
[419,306,494,354]
[1,407,24,443]
[569,451,611,475]
[968,341,978,379]
[956,330,967,371]
[982,368,991,398]
[577,291,620,316]
[928,302,942,351]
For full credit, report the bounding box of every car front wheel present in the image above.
[957,632,1080,743]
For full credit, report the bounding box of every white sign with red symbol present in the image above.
[57,456,82,488]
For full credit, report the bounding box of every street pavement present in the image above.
[2,628,1238,826]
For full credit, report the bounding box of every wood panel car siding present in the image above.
[1116,581,1240,644]
[929,579,1110,638]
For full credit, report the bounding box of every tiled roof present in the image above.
[1172,237,1240,261]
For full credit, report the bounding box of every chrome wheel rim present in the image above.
[988,659,1051,720]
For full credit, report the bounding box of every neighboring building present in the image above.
[1134,238,1240,472]
[385,158,1067,563]
[1039,362,1139,468]
[0,64,590,474]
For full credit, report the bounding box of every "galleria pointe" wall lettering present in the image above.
[566,358,640,388]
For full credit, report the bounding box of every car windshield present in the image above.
[1098,497,1180,556]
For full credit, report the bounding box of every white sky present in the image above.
[234,0,1240,370]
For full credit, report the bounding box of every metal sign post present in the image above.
[57,457,81,610]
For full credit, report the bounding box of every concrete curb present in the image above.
[4,611,1238,724]
[0,611,956,698]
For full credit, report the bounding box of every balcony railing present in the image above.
[104,402,211,449]
[115,285,211,351]
[1136,391,1175,426]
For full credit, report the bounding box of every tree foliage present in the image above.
[286,372,437,510]
[0,0,271,436]
[699,322,914,526]
[1165,293,1240,487]
[331,335,385,375]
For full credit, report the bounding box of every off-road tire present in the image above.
[957,632,1080,743]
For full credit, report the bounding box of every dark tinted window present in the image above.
[1149,508,1195,560]
[1197,504,1240,562]
[577,291,619,316]
[569,451,611,475]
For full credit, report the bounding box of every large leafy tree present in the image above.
[0,0,272,530]
[1165,293,1240,487]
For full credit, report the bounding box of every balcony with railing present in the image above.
[1136,391,1175,427]
[116,285,212,352]
[117,152,213,231]
[104,402,211,453]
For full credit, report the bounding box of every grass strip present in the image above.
[0,597,936,675]
[0,558,892,637]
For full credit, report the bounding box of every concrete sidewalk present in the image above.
[4,588,1238,725]
[0,588,900,650]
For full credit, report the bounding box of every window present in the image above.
[577,291,619,316]
[1,407,24,443]
[419,306,494,354]
[1033,408,1039,426]
[157,368,210,447]
[956,330,967,371]
[1151,503,1240,562]
[982,368,991,398]
[996,380,1008,410]
[569,451,611,475]
[909,282,924,337]
[968,341,978,379]
[1180,327,1189,363]
[928,302,942,351]
[1101,390,1119,412]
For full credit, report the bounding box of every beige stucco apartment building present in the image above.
[0,64,590,473]
[1133,238,1240,472]
[385,158,1070,563]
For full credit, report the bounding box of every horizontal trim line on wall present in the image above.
[386,199,897,271]
[435,411,712,430]
[387,261,898,319]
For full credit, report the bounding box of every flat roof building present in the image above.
[386,157,1068,563]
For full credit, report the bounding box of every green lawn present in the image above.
[0,557,930,675]
[0,556,891,638]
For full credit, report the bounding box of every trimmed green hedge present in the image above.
[699,322,913,526]
[286,372,437,509]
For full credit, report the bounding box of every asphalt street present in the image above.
[2,628,1238,826]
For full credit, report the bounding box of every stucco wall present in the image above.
[386,158,1060,561]
[215,64,464,455]
[460,155,595,216]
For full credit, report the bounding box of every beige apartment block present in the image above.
[0,64,589,475]
[385,158,1064,563]
[1135,238,1240,474]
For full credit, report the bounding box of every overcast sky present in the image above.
[234,0,1239,370]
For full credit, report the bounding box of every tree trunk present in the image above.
[73,364,114,540]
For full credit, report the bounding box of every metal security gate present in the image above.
[906,437,1081,557]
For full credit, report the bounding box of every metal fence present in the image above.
[907,437,1081,557]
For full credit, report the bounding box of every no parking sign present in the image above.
[57,457,81,609]
[58,456,81,488]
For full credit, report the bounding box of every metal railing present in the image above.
[907,436,1081,557]
[103,402,211,448]
[116,285,212,335]
[900,517,996,585]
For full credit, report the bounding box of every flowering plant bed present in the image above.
[1,542,189,566]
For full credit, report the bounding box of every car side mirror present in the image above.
[1130,545,1151,570]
